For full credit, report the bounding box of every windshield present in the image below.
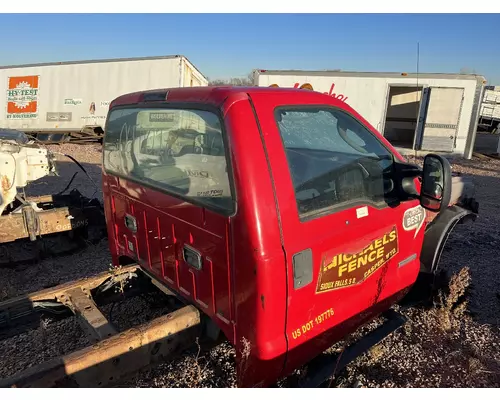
[275,107,396,218]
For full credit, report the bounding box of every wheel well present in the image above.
[420,206,477,275]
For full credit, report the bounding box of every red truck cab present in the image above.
[101,86,472,387]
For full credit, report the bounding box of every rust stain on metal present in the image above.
[1,175,10,195]
[0,214,26,243]
[0,206,97,244]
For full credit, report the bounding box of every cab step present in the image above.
[298,309,407,388]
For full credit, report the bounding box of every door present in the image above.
[418,87,464,152]
[248,91,426,373]
[414,87,430,150]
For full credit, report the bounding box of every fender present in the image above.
[400,204,478,306]
[420,205,478,275]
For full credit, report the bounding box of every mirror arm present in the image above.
[392,162,422,199]
[393,161,422,178]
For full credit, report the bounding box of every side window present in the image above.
[275,107,395,218]
[103,107,233,213]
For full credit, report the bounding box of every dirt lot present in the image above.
[0,143,499,387]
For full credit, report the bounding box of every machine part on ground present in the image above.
[0,129,107,267]
[0,265,202,388]
[0,189,107,267]
[0,265,141,340]
[0,129,56,215]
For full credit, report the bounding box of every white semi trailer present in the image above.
[253,69,486,159]
[0,55,208,138]
[478,86,500,133]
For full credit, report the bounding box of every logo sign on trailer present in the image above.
[6,76,40,120]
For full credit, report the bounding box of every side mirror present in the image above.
[420,154,452,213]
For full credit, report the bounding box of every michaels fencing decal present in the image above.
[316,226,399,294]
[6,76,40,120]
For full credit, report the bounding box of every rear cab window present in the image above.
[275,107,396,220]
[103,106,234,214]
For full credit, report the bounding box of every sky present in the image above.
[0,13,498,84]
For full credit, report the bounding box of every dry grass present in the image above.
[368,343,387,362]
[432,267,472,333]
[237,337,252,382]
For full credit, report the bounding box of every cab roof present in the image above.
[110,85,332,109]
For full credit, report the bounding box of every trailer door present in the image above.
[418,87,464,152]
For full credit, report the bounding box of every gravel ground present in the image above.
[0,144,499,387]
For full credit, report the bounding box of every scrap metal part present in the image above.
[0,265,202,388]
[0,265,140,338]
[0,190,107,267]
[0,129,57,216]
[1,306,200,388]
[0,129,106,265]
[0,191,104,244]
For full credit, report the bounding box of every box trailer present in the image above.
[474,86,500,154]
[477,86,500,133]
[253,69,486,159]
[0,55,208,137]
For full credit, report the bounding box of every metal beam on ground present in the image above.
[0,305,201,388]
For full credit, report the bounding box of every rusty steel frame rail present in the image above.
[0,265,202,387]
[0,190,107,268]
[1,305,200,388]
[0,206,93,243]
[0,190,104,244]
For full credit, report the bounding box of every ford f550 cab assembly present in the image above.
[0,86,478,388]
[99,86,478,387]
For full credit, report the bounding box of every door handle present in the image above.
[183,245,202,270]
[124,214,137,233]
